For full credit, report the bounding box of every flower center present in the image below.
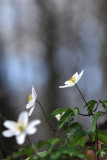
[15,122,26,132]
[59,114,62,119]
[59,113,64,120]
[28,94,33,103]
[68,76,77,84]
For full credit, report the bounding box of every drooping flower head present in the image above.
[59,70,84,88]
[55,112,65,121]
[26,85,37,116]
[2,111,41,145]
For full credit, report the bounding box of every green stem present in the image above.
[75,84,94,116]
[36,100,70,145]
[96,123,99,160]
[36,100,57,137]
[27,136,32,145]
[27,136,41,160]
[67,137,71,146]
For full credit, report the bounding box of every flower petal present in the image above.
[18,111,28,126]
[76,70,84,83]
[2,130,15,137]
[26,99,35,109]
[3,120,16,130]
[32,85,37,100]
[27,120,41,129]
[72,72,78,79]
[16,133,26,145]
[64,81,71,85]
[28,106,35,116]
[27,127,37,135]
[59,83,75,88]
[55,114,60,121]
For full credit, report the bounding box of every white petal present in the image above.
[18,111,28,126]
[2,130,15,137]
[32,85,37,100]
[3,121,16,130]
[27,127,37,135]
[27,120,41,129]
[59,84,75,88]
[62,112,65,115]
[16,133,26,145]
[55,114,60,121]
[64,81,71,85]
[72,72,78,79]
[26,99,35,109]
[29,106,35,116]
[76,70,84,83]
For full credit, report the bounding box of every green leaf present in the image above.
[58,110,73,129]
[31,146,86,160]
[66,128,87,147]
[38,138,61,151]
[56,146,86,159]
[95,150,105,157]
[101,144,107,151]
[87,129,96,142]
[40,146,86,160]
[71,134,86,147]
[98,130,107,144]
[29,151,48,160]
[6,144,36,160]
[46,108,71,121]
[100,100,107,109]
[98,150,105,157]
[68,129,87,139]
[92,111,103,131]
[64,122,83,132]
[72,107,79,116]
[84,100,97,115]
[58,108,79,129]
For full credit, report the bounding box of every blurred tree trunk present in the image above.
[99,0,107,87]
[36,0,59,111]
[0,39,8,158]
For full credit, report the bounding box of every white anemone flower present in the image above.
[2,111,41,145]
[55,112,65,121]
[59,70,84,88]
[26,85,37,116]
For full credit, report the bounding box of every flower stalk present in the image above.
[96,123,99,160]
[75,84,94,116]
[36,100,58,137]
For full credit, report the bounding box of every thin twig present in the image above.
[100,112,106,116]
[78,112,89,116]
[93,103,99,113]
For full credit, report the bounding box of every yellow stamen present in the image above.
[15,122,25,132]
[68,76,77,84]
[28,94,33,103]
[59,113,64,120]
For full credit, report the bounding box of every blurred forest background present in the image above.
[0,0,107,158]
